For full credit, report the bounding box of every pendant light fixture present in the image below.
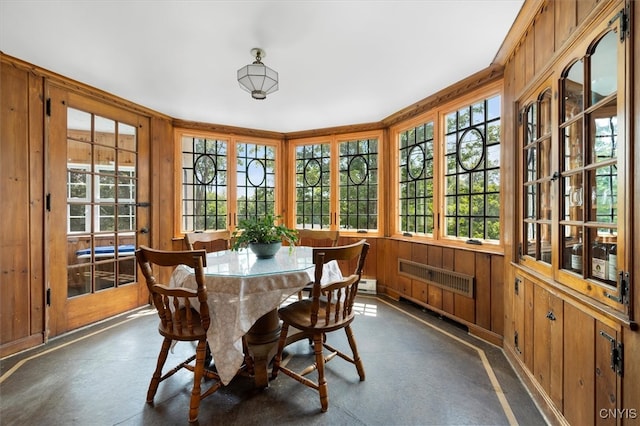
[237,48,279,100]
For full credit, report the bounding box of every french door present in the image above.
[47,87,150,336]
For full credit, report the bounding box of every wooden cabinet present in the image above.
[511,271,624,425]
[505,2,637,422]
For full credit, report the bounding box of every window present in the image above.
[339,138,378,231]
[443,95,501,241]
[181,137,228,231]
[295,142,331,228]
[392,84,501,247]
[291,132,381,234]
[236,141,277,221]
[179,132,282,233]
[398,120,435,235]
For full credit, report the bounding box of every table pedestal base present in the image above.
[246,309,281,388]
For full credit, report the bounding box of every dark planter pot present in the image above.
[248,242,281,259]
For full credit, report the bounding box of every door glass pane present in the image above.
[563,60,584,121]
[591,99,617,163]
[563,118,583,170]
[589,166,617,223]
[590,31,617,105]
[66,107,137,298]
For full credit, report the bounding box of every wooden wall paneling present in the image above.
[441,248,455,314]
[577,0,599,24]
[393,240,413,297]
[453,250,475,323]
[548,292,564,411]
[533,1,555,75]
[46,83,70,337]
[513,274,525,360]
[377,240,398,297]
[629,1,640,417]
[475,253,492,330]
[555,0,577,50]
[512,41,527,98]
[490,255,504,336]
[524,29,536,88]
[151,117,175,251]
[363,237,376,280]
[411,281,429,304]
[563,302,595,426]
[594,322,618,426]
[0,61,33,350]
[426,245,443,310]
[28,71,45,339]
[622,329,639,425]
[411,242,428,303]
[524,278,535,371]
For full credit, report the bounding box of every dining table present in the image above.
[169,245,342,388]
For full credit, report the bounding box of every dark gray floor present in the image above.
[1,296,547,426]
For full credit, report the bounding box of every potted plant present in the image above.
[231,215,298,258]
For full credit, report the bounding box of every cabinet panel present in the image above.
[533,285,564,410]
[513,275,526,361]
[563,303,595,426]
[595,323,619,426]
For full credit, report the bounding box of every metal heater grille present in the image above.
[398,259,474,298]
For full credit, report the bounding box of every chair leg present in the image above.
[147,337,172,403]
[242,336,254,375]
[270,323,290,380]
[313,333,329,412]
[188,339,208,423]
[345,325,365,381]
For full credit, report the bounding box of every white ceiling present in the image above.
[1,0,524,133]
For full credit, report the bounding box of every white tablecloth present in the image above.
[169,248,342,384]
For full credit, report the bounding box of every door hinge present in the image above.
[605,271,630,306]
[517,242,523,260]
[599,330,623,377]
[608,4,630,41]
[514,331,521,354]
[46,288,51,306]
[46,98,51,117]
[514,277,521,295]
[46,193,51,211]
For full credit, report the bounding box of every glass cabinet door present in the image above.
[518,10,628,315]
[559,29,623,308]
[522,88,553,267]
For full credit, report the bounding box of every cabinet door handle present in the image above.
[546,311,556,321]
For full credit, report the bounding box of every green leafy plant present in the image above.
[231,215,298,250]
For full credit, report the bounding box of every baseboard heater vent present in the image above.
[358,278,377,294]
[398,259,474,298]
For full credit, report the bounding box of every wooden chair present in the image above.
[270,239,370,413]
[297,228,340,248]
[296,229,340,299]
[184,230,254,375]
[184,229,231,252]
[136,245,222,423]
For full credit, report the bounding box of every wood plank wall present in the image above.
[1,60,46,355]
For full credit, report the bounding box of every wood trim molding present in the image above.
[381,64,504,128]
[492,0,545,66]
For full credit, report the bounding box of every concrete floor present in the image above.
[1,296,547,426]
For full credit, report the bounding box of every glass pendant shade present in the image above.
[237,49,279,100]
